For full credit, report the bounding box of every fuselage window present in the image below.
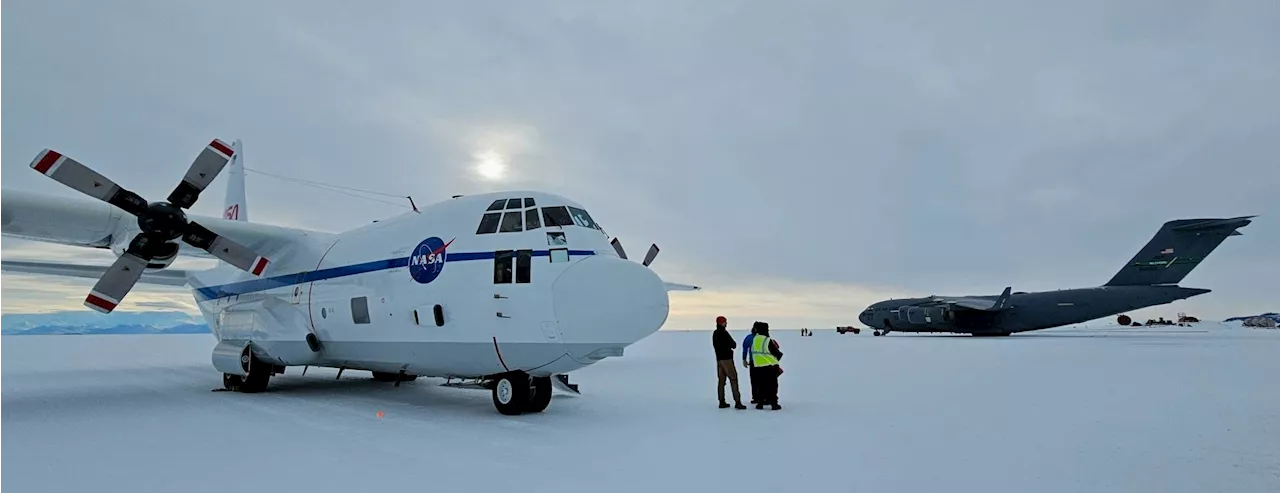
[477,212,501,234]
[499,211,523,233]
[549,247,570,263]
[542,206,572,227]
[516,249,532,283]
[494,250,514,284]
[523,197,536,207]
[524,208,541,230]
[505,198,523,209]
[351,296,371,324]
[486,199,505,211]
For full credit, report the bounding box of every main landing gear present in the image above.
[491,371,553,415]
[221,351,277,393]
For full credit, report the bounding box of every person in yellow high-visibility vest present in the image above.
[748,322,784,410]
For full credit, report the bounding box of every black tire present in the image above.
[492,372,531,415]
[523,376,553,413]
[238,354,271,393]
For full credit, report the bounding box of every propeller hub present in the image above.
[137,202,189,240]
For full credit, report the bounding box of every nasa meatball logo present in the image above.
[409,236,453,284]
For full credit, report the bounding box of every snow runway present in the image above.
[3,325,1277,492]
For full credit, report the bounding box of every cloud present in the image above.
[2,0,1277,323]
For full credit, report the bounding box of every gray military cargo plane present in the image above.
[858,216,1255,336]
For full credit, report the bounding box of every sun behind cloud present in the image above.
[473,149,507,181]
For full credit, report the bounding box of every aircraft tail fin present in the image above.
[222,139,248,222]
[992,286,1012,310]
[1104,216,1254,287]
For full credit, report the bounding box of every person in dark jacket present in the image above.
[712,316,747,409]
[748,322,784,410]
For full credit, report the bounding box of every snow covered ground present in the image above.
[3,324,1278,493]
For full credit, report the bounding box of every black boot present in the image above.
[734,402,747,410]
[719,401,730,409]
[770,403,782,410]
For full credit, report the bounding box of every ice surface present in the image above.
[3,324,1278,493]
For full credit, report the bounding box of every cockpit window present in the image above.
[479,198,558,234]
[567,207,598,229]
[542,206,572,227]
[499,211,523,233]
[477,212,501,234]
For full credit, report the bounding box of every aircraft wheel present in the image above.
[524,376,553,413]
[492,372,531,415]
[873,331,882,336]
[226,353,271,393]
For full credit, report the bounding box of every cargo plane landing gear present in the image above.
[491,371,553,415]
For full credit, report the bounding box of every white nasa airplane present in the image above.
[1,138,701,415]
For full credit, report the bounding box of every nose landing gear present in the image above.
[491,371,553,415]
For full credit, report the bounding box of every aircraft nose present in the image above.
[552,255,669,363]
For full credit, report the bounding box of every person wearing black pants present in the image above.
[747,322,784,410]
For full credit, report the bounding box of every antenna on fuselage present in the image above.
[408,196,419,212]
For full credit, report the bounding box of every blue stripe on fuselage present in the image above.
[193,249,596,301]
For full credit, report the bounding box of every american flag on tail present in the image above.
[1160,248,1174,254]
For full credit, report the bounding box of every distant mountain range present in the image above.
[1,310,210,336]
[1224,312,1280,324]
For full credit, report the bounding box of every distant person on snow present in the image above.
[749,322,784,410]
[712,316,747,409]
[743,322,759,404]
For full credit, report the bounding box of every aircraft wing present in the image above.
[2,189,330,263]
[930,286,1013,311]
[664,282,701,291]
[1,260,190,286]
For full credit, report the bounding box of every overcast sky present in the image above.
[3,0,1277,329]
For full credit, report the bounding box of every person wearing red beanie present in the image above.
[712,316,746,409]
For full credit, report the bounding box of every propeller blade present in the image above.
[83,253,149,313]
[166,139,235,209]
[181,221,269,276]
[610,237,628,259]
[642,243,660,267]
[29,149,149,216]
